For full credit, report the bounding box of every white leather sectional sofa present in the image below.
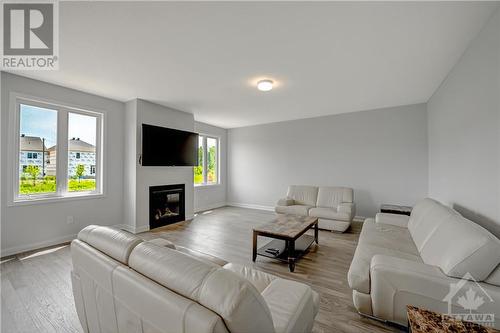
[275,185,355,232]
[71,225,319,333]
[348,198,500,328]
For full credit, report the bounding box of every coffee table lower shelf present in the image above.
[256,234,316,272]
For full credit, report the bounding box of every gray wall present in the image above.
[227,104,428,217]
[428,8,500,237]
[1,72,125,255]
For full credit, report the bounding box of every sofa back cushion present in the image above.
[409,199,500,281]
[316,187,353,208]
[485,265,500,286]
[77,225,143,264]
[408,198,459,251]
[112,266,229,333]
[129,242,275,333]
[72,238,229,333]
[287,185,318,206]
[420,214,500,281]
[198,269,275,333]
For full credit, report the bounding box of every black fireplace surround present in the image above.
[149,184,185,229]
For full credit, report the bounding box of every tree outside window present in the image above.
[194,136,204,185]
[194,135,219,186]
[207,138,217,183]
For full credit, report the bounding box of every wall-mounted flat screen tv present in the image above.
[141,124,198,166]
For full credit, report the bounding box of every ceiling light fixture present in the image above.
[257,79,273,92]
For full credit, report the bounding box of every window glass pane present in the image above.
[194,136,204,184]
[68,113,97,192]
[19,104,57,195]
[207,137,217,184]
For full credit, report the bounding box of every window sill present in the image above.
[194,183,222,189]
[8,192,105,207]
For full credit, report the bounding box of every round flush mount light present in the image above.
[257,79,273,92]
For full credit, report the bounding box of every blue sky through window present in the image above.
[20,104,57,147]
[20,104,97,148]
[68,113,96,146]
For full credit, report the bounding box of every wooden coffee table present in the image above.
[252,214,318,272]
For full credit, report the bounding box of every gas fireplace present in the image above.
[149,184,185,229]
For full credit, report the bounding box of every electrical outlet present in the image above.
[67,216,74,224]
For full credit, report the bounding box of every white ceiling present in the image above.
[12,2,499,128]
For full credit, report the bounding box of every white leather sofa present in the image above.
[347,198,500,328]
[275,185,355,232]
[71,225,319,333]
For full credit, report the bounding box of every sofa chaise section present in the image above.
[309,186,355,232]
[348,198,500,329]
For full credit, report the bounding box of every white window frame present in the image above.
[7,92,105,205]
[194,134,220,187]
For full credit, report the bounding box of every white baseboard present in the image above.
[194,202,227,213]
[227,202,367,222]
[1,211,367,257]
[1,233,77,257]
[226,202,274,212]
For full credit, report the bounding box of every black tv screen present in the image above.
[141,124,198,166]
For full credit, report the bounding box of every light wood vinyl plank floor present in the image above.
[1,206,404,333]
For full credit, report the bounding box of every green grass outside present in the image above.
[194,169,217,185]
[194,173,204,184]
[19,179,96,194]
[68,179,96,192]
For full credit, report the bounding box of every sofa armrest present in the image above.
[337,203,355,220]
[375,213,409,228]
[261,279,318,333]
[277,198,294,206]
[370,255,492,326]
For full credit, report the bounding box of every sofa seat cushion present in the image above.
[223,263,277,293]
[275,205,312,216]
[359,219,419,254]
[309,207,350,221]
[318,219,351,232]
[262,279,319,333]
[348,219,422,294]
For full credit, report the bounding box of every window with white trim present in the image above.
[11,96,103,202]
[194,135,219,186]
